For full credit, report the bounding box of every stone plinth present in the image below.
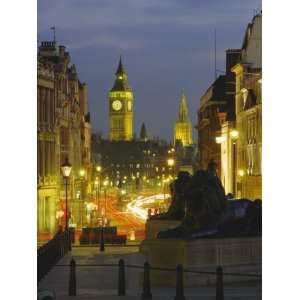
[140,237,261,287]
[145,219,181,239]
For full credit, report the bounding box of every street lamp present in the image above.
[230,129,239,197]
[79,169,86,228]
[167,158,175,167]
[167,158,175,179]
[94,179,100,224]
[103,180,109,219]
[61,157,72,231]
[61,157,72,251]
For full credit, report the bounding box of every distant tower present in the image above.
[174,90,193,146]
[109,57,134,141]
[139,122,148,142]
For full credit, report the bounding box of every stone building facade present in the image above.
[37,41,91,238]
[37,59,57,237]
[197,75,226,175]
[197,46,241,179]
[92,136,175,191]
[216,14,262,199]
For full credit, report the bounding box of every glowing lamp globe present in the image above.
[61,157,72,177]
[230,130,239,141]
[167,158,175,167]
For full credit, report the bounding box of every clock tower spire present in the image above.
[109,56,134,141]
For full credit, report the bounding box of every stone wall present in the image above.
[140,236,261,287]
[145,219,181,239]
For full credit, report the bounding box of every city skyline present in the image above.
[36,2,263,298]
[38,0,261,141]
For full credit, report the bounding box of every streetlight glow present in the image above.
[79,169,85,177]
[61,157,72,177]
[167,158,175,167]
[238,169,245,177]
[230,130,239,141]
[96,165,102,172]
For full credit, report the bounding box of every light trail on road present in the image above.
[126,193,170,221]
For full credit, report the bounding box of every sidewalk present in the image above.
[38,246,261,299]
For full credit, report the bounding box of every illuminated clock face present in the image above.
[127,100,132,111]
[112,100,122,111]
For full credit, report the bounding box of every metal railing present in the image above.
[56,259,261,299]
[37,230,71,283]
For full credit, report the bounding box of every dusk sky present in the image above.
[38,0,261,141]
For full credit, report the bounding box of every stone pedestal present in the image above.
[145,219,181,239]
[140,237,261,287]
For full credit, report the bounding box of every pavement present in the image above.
[38,246,262,300]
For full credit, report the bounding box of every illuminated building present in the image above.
[213,13,262,199]
[37,41,91,237]
[197,75,227,175]
[197,47,241,178]
[174,91,193,146]
[109,57,134,141]
[231,14,262,199]
[92,134,173,190]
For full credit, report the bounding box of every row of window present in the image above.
[108,163,167,171]
[38,140,56,178]
[38,87,55,125]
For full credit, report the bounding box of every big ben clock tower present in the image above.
[109,57,134,141]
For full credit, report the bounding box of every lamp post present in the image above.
[99,179,109,252]
[230,130,239,197]
[94,178,100,222]
[61,157,72,250]
[237,169,245,198]
[167,158,175,179]
[103,180,109,219]
[61,157,72,231]
[79,169,85,228]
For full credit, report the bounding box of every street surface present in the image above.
[38,190,170,243]
[38,247,262,300]
[91,190,171,241]
[105,194,145,240]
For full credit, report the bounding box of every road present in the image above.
[105,191,170,241]
[37,190,170,243]
[105,194,146,241]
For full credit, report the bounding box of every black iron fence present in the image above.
[57,259,261,300]
[37,230,71,283]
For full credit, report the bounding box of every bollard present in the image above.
[69,259,76,296]
[174,264,185,300]
[118,259,126,296]
[100,226,105,252]
[141,262,152,299]
[216,266,224,300]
